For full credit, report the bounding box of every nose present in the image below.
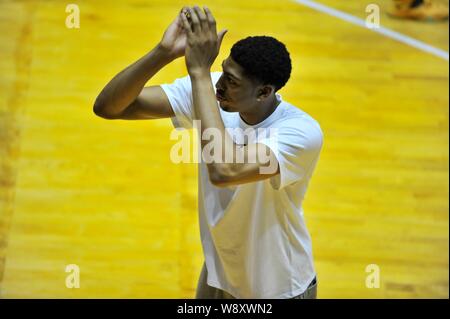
[216,76,226,94]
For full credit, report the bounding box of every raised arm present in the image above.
[93,10,187,120]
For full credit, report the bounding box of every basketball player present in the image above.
[94,6,323,299]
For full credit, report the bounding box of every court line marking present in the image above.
[293,0,449,61]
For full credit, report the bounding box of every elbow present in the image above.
[209,164,235,188]
[209,174,227,188]
[93,95,120,119]
[93,96,108,118]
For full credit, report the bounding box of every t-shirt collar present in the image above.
[239,93,284,129]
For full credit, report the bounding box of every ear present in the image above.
[257,85,274,99]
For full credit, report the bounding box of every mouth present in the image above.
[216,92,226,102]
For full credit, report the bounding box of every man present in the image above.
[94,6,323,299]
[388,0,449,20]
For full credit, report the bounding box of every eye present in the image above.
[227,77,236,85]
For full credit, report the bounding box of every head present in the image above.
[215,36,292,113]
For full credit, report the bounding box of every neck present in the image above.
[240,95,280,126]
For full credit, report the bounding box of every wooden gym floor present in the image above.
[0,0,448,298]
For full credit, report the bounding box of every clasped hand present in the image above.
[180,6,227,77]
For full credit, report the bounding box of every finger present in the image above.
[178,7,186,19]
[187,7,201,32]
[217,29,228,49]
[203,6,217,35]
[180,8,193,34]
[193,5,209,32]
[182,7,193,25]
[175,9,185,26]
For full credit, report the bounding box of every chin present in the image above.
[219,101,236,112]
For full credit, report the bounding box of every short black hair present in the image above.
[230,36,292,92]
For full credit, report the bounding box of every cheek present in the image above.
[229,87,248,99]
[228,94,253,111]
[235,90,254,104]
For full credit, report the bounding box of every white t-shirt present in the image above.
[160,72,323,299]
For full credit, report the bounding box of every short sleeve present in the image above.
[257,118,323,190]
[160,74,194,130]
[160,72,223,130]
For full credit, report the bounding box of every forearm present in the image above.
[190,72,223,125]
[191,72,236,177]
[94,44,174,117]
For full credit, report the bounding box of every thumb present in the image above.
[217,29,228,48]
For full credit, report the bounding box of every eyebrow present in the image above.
[221,61,241,81]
